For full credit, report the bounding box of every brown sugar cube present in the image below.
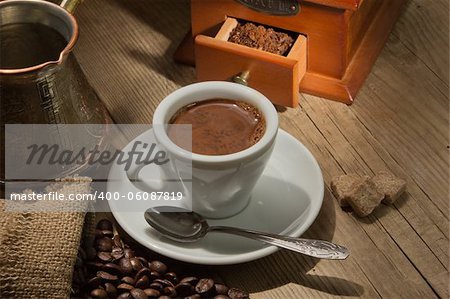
[346,177,384,217]
[372,171,407,204]
[330,174,368,207]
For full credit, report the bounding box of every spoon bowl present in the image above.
[144,207,208,242]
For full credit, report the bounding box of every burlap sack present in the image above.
[0,178,92,299]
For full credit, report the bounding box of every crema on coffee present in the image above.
[168,99,265,155]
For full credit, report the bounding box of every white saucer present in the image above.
[107,129,324,265]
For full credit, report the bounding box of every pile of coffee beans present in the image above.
[71,219,249,299]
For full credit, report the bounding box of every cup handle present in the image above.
[126,162,169,192]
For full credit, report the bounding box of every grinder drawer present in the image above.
[195,17,307,107]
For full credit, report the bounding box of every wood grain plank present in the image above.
[392,0,449,83]
[280,97,443,298]
[325,94,449,268]
[74,0,195,124]
[352,34,449,223]
[297,96,448,297]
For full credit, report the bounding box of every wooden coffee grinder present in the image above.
[175,0,407,107]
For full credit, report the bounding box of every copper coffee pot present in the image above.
[0,0,112,185]
[0,0,110,125]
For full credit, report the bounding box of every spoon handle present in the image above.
[208,226,349,260]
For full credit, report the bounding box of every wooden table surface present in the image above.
[73,0,449,298]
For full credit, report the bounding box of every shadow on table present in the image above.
[115,0,190,53]
[114,0,195,86]
[127,48,195,87]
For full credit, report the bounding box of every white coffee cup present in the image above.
[152,81,279,218]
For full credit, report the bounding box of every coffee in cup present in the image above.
[167,99,266,155]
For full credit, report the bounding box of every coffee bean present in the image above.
[87,276,102,289]
[82,266,89,280]
[73,268,84,289]
[97,251,113,262]
[95,237,113,252]
[130,258,144,271]
[71,283,80,296]
[84,235,96,246]
[117,292,132,299]
[119,257,134,275]
[121,276,136,285]
[75,256,83,269]
[175,282,195,297]
[73,250,83,266]
[215,284,229,295]
[149,282,163,292]
[149,271,161,280]
[136,275,150,289]
[117,283,134,292]
[164,272,178,284]
[162,286,176,297]
[124,248,136,258]
[137,256,148,265]
[86,261,104,272]
[153,279,174,288]
[104,262,122,275]
[149,261,167,275]
[97,219,113,231]
[72,268,81,285]
[86,247,97,261]
[73,267,86,286]
[96,271,118,281]
[113,235,125,248]
[104,282,117,296]
[112,246,125,260]
[78,247,87,261]
[195,278,215,295]
[228,288,250,299]
[143,288,160,298]
[180,277,199,286]
[95,229,114,238]
[130,288,148,299]
[214,296,231,299]
[90,288,108,299]
[135,267,151,281]
[184,295,201,299]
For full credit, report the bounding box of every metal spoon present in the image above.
[144,207,349,260]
